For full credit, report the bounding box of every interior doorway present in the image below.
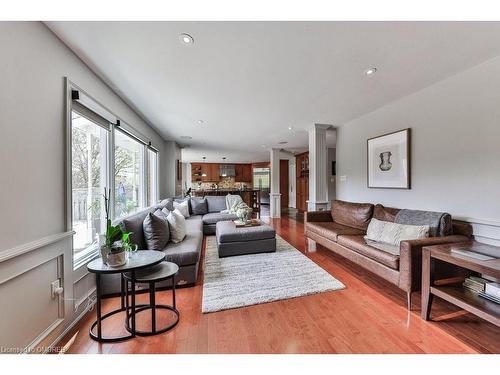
[280,159,289,209]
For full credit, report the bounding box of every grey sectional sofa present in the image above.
[100,195,238,295]
[161,196,238,235]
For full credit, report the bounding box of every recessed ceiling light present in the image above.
[288,126,293,130]
[180,135,192,140]
[278,141,288,145]
[261,144,266,148]
[364,67,377,76]
[179,33,194,45]
[197,120,204,125]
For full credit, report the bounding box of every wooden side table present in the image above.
[421,241,500,327]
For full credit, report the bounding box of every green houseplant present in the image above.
[100,188,134,267]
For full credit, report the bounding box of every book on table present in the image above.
[451,248,497,261]
[485,282,500,299]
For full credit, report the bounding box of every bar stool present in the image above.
[124,261,179,336]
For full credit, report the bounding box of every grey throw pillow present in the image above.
[158,198,174,211]
[142,210,170,250]
[190,197,208,215]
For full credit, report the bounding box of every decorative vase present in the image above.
[236,207,253,223]
[100,246,111,265]
[107,250,127,267]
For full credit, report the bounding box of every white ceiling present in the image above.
[46,21,500,163]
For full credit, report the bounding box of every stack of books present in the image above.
[463,276,487,293]
[462,276,500,304]
[480,282,500,304]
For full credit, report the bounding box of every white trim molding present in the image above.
[0,231,74,263]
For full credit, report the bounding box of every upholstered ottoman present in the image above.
[215,221,276,257]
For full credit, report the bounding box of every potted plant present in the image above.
[100,188,134,267]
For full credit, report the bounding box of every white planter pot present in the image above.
[107,251,127,267]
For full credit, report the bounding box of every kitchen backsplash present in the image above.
[192,177,252,190]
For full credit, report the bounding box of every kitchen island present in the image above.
[191,189,261,215]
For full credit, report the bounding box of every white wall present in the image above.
[337,56,500,244]
[163,140,182,197]
[0,22,167,351]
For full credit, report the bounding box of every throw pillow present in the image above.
[158,198,174,211]
[365,218,430,246]
[166,209,187,243]
[143,210,170,250]
[190,197,208,215]
[173,200,190,218]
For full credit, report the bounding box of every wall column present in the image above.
[270,148,281,218]
[308,124,330,211]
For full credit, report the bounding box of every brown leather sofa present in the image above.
[305,200,473,309]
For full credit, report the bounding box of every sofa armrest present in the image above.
[304,210,333,223]
[398,235,469,292]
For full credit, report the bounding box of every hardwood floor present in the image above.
[58,215,500,354]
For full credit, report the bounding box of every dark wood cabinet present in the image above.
[191,163,203,183]
[235,164,252,182]
[192,163,220,182]
[295,152,309,211]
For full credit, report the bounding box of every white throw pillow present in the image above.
[365,218,430,246]
[166,209,186,243]
[173,200,190,218]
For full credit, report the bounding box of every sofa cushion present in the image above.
[143,211,170,250]
[306,221,365,242]
[120,208,155,250]
[373,204,400,222]
[331,200,374,231]
[185,216,203,234]
[174,197,192,214]
[162,230,202,266]
[202,212,238,225]
[337,235,400,270]
[190,197,208,215]
[205,196,227,213]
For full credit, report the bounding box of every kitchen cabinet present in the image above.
[235,164,252,182]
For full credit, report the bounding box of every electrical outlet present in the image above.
[51,280,64,299]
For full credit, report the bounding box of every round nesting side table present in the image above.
[123,261,180,336]
[87,250,165,342]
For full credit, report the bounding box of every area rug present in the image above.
[202,235,345,313]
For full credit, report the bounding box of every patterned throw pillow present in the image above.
[166,209,187,243]
[365,218,430,246]
[173,200,190,218]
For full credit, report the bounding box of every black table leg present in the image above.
[150,282,156,334]
[172,275,176,309]
[120,274,125,309]
[96,273,102,340]
[131,271,136,337]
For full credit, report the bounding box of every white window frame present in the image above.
[65,79,160,270]
[147,147,159,206]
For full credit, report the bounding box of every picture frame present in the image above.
[367,128,411,189]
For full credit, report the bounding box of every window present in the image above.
[114,130,145,218]
[147,149,158,206]
[68,85,160,268]
[71,110,109,266]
